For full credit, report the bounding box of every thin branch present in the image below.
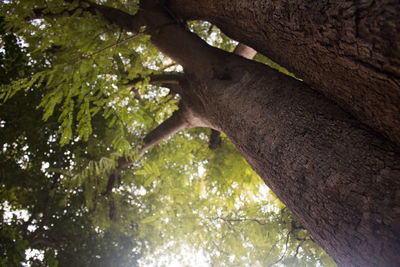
[127,72,184,86]
[268,230,292,267]
[208,129,222,150]
[212,240,230,256]
[28,236,61,248]
[293,240,304,258]
[160,62,179,71]
[109,196,116,220]
[126,72,184,94]
[30,0,144,32]
[132,89,142,100]
[215,216,268,226]
[82,33,144,61]
[291,220,305,231]
[103,157,131,196]
[207,24,215,35]
[103,107,189,195]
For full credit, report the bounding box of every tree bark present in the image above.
[168,0,400,147]
[184,51,400,267]
[138,106,192,157]
[128,3,400,265]
[207,43,257,149]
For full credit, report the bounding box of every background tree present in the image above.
[1,0,399,266]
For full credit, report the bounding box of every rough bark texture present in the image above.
[76,1,400,266]
[137,3,400,266]
[169,0,400,147]
[187,56,400,267]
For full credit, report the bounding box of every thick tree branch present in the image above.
[160,62,179,71]
[32,0,221,77]
[109,196,116,220]
[28,236,62,248]
[139,108,189,157]
[31,0,145,33]
[137,1,221,75]
[81,1,143,32]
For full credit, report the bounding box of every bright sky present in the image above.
[2,200,211,267]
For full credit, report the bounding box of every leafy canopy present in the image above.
[0,1,335,266]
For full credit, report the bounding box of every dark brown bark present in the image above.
[183,51,400,267]
[168,0,400,148]
[207,43,257,149]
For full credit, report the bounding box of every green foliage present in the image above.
[0,2,335,267]
[187,21,237,52]
[0,221,28,266]
[136,133,336,266]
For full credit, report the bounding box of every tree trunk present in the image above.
[182,52,400,267]
[169,0,400,147]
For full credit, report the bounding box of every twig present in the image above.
[268,230,292,267]
[293,240,304,258]
[215,216,267,226]
[79,33,144,63]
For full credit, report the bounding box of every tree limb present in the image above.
[64,0,213,72]
[208,129,221,150]
[215,216,267,226]
[160,62,179,71]
[139,107,189,157]
[30,0,145,33]
[293,240,304,258]
[103,157,130,196]
[268,229,292,267]
[126,72,184,94]
[30,0,218,76]
[103,107,190,195]
[109,196,116,220]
